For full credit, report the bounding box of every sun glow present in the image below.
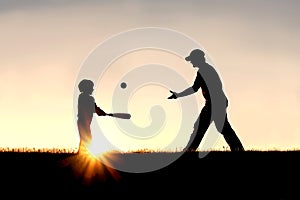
[60,144,121,185]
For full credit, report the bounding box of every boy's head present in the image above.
[78,79,94,94]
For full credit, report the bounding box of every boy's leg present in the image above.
[77,120,92,148]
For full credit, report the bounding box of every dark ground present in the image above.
[0,150,299,199]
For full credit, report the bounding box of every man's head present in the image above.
[78,79,94,95]
[185,49,206,67]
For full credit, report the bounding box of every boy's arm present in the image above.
[95,103,107,116]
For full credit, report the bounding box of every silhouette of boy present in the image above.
[77,79,107,149]
[168,49,244,152]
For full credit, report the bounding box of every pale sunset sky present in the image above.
[0,0,299,152]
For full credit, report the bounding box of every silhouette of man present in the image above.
[168,49,244,152]
[77,79,107,150]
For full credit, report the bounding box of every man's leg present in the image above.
[219,115,244,151]
[184,105,211,151]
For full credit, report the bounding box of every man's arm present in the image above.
[167,87,196,99]
[168,72,202,99]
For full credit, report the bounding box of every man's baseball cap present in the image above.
[185,49,205,61]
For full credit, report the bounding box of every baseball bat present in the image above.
[106,113,131,119]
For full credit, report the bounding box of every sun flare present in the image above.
[60,144,121,185]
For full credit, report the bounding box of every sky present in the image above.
[0,0,299,152]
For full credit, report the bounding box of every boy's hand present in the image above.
[97,109,107,116]
[167,90,178,99]
[95,104,107,116]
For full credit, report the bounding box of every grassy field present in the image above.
[0,150,299,199]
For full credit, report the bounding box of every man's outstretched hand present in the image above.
[167,90,178,99]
